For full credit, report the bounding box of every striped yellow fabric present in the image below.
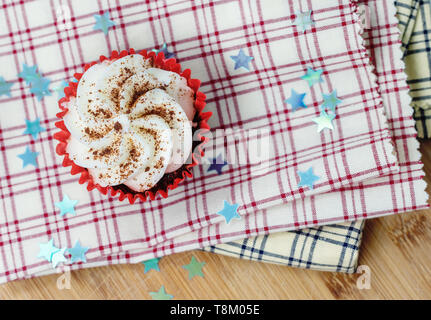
[397,0,431,138]
[203,221,364,273]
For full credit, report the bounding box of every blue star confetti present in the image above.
[18,147,39,168]
[301,67,324,87]
[285,89,307,112]
[152,43,175,59]
[230,49,254,71]
[320,90,342,113]
[293,10,315,32]
[55,194,78,217]
[68,240,89,263]
[150,286,174,300]
[217,200,240,224]
[18,64,52,100]
[312,110,336,132]
[53,80,68,99]
[142,258,160,273]
[208,154,228,175]
[23,118,46,140]
[37,239,59,262]
[297,167,320,190]
[51,248,67,268]
[29,76,51,101]
[94,11,116,35]
[18,64,40,85]
[182,256,205,280]
[0,76,13,97]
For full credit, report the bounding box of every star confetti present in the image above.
[18,64,40,85]
[320,90,342,113]
[18,147,39,168]
[230,49,254,70]
[23,118,46,140]
[55,195,78,217]
[285,89,307,112]
[29,76,51,101]
[53,80,68,99]
[142,258,160,273]
[312,110,336,132]
[51,248,67,268]
[0,76,13,97]
[152,43,175,59]
[150,285,174,300]
[293,10,315,32]
[68,240,89,263]
[38,239,60,262]
[208,154,228,175]
[182,256,205,280]
[217,200,240,224]
[93,11,116,35]
[297,167,320,190]
[301,67,324,87]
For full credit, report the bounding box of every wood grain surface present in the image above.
[1,141,431,300]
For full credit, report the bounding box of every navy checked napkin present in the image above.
[204,221,364,273]
[396,0,431,138]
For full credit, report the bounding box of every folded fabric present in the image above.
[204,220,364,273]
[0,0,426,283]
[129,0,425,269]
[396,0,431,138]
[207,0,427,273]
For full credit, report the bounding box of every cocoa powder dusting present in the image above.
[114,122,122,131]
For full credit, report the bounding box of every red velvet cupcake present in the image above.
[54,49,211,204]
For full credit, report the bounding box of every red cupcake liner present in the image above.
[54,48,212,204]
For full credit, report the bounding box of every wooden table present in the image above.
[1,141,431,300]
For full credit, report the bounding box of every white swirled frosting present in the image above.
[63,54,196,192]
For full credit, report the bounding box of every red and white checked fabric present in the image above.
[0,0,425,283]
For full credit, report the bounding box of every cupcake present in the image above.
[55,49,210,203]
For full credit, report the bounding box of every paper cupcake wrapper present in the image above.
[54,49,212,204]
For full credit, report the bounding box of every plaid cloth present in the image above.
[396,0,431,138]
[204,220,364,273]
[0,0,427,283]
[205,0,429,273]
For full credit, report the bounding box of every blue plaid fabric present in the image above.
[204,221,364,273]
[396,0,431,137]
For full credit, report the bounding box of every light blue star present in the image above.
[0,76,13,97]
[18,64,40,85]
[208,154,228,175]
[182,256,205,280]
[301,67,324,87]
[285,89,307,111]
[37,239,60,262]
[293,10,315,32]
[152,43,175,59]
[230,49,254,70]
[67,240,89,263]
[51,248,67,268]
[312,110,336,132]
[93,12,116,35]
[23,118,46,140]
[217,200,240,224]
[29,77,51,101]
[53,80,68,99]
[142,258,160,273]
[150,286,174,300]
[18,147,39,168]
[55,194,78,216]
[297,167,320,190]
[320,90,342,113]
